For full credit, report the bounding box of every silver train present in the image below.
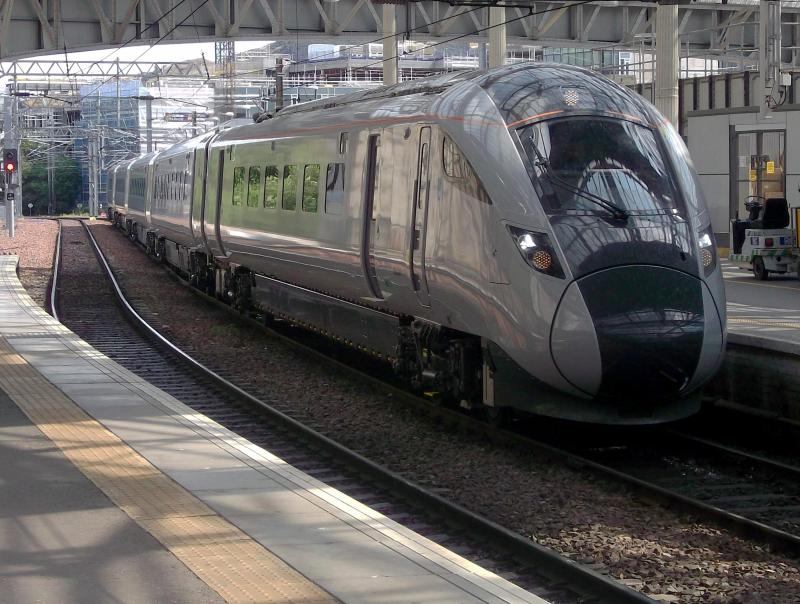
[107,63,726,424]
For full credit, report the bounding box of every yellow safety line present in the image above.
[0,339,337,604]
[728,318,800,330]
[723,276,800,292]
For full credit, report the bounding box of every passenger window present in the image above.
[247,166,261,207]
[282,165,297,210]
[264,165,279,208]
[232,167,245,206]
[302,164,320,212]
[325,163,345,215]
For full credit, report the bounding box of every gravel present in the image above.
[27,219,800,603]
[0,218,58,308]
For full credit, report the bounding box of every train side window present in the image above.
[325,163,345,215]
[443,136,466,178]
[442,135,490,204]
[232,167,245,206]
[302,164,320,212]
[264,165,279,208]
[282,165,297,210]
[247,166,262,207]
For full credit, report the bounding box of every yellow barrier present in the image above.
[796,208,800,247]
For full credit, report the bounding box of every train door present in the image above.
[203,149,227,257]
[192,147,208,245]
[361,133,383,299]
[410,126,432,307]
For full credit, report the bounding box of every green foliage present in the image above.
[20,141,82,215]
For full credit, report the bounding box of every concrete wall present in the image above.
[707,344,800,423]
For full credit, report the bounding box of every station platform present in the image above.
[721,259,800,354]
[0,254,545,604]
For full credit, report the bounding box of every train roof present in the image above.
[155,130,215,161]
[213,63,660,145]
[130,151,159,169]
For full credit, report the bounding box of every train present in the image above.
[107,62,727,424]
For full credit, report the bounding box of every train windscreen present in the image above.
[518,117,681,216]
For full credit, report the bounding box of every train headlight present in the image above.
[698,226,717,275]
[508,226,565,278]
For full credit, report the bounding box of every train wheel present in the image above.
[753,257,769,281]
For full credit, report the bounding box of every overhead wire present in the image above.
[38,1,595,137]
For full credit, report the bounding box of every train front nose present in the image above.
[550,266,721,402]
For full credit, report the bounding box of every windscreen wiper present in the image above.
[531,145,629,221]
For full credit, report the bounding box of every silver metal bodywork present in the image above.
[118,64,727,423]
[150,132,215,249]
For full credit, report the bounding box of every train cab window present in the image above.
[302,164,320,212]
[325,163,345,215]
[232,167,245,206]
[442,136,490,204]
[247,166,261,207]
[443,137,466,178]
[282,165,297,210]
[264,166,279,208]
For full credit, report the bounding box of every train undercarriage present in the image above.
[111,213,488,411]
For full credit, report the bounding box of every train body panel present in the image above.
[150,133,213,250]
[125,152,159,242]
[112,63,726,424]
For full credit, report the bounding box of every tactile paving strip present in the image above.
[0,338,338,604]
[728,317,800,330]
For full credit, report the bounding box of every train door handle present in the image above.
[413,228,421,250]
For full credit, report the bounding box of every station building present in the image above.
[636,70,800,249]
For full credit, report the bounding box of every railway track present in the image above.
[107,216,800,559]
[559,426,800,555]
[52,219,651,603]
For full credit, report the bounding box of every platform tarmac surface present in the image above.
[722,259,800,348]
[0,254,546,604]
[0,387,226,604]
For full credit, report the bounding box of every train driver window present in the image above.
[232,167,245,206]
[282,165,297,210]
[302,164,320,212]
[442,136,490,204]
[264,166,279,208]
[247,166,262,207]
[325,163,345,215]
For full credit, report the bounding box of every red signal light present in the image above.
[5,162,15,172]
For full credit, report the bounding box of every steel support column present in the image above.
[382,4,398,86]
[759,0,782,117]
[655,2,679,126]
[488,6,506,69]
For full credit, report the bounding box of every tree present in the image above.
[21,141,81,215]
